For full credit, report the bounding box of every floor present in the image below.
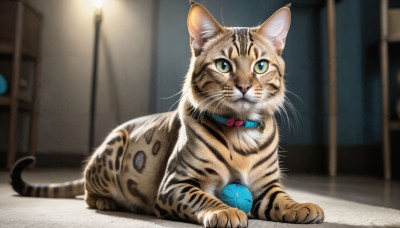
[282,175,400,210]
[1,169,400,228]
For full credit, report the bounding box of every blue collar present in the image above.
[211,114,265,132]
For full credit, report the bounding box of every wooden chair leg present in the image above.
[28,15,42,162]
[28,60,41,160]
[7,3,23,170]
[7,104,18,170]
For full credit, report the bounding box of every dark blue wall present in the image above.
[153,0,396,148]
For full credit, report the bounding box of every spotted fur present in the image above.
[10,2,324,227]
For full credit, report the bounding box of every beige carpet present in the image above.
[1,170,399,228]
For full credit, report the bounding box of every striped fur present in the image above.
[11,157,84,198]
[10,2,324,227]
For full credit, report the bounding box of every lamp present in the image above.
[92,0,104,10]
[89,0,104,153]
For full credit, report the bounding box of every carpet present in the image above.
[1,170,399,228]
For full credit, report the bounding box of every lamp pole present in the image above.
[89,3,103,153]
[327,0,337,177]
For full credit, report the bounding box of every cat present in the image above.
[10,2,324,227]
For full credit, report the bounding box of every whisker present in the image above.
[220,7,225,27]
[167,83,199,111]
[187,93,223,121]
[275,103,288,129]
[198,96,224,123]
[168,85,221,111]
[286,89,304,103]
[161,90,182,100]
[218,97,229,115]
[212,96,227,116]
[280,102,295,133]
[168,96,182,111]
[284,95,302,128]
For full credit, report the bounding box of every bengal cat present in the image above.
[11,2,324,227]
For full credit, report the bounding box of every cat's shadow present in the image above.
[94,209,200,228]
[94,209,391,228]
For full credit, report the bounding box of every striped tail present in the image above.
[10,156,85,198]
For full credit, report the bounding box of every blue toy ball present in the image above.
[0,74,7,95]
[219,180,253,214]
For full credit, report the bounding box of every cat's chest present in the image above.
[201,150,257,196]
[200,126,276,196]
[225,129,260,153]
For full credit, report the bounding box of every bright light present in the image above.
[92,0,103,9]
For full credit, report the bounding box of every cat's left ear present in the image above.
[257,4,291,55]
[188,2,224,56]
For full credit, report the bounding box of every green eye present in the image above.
[254,60,269,74]
[215,59,231,73]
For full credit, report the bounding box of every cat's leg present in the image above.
[84,128,129,211]
[251,181,324,224]
[154,173,248,227]
[85,191,118,211]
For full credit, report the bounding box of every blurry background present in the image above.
[0,0,399,180]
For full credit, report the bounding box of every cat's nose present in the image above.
[236,83,251,94]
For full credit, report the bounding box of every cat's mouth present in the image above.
[236,98,251,102]
[233,96,257,104]
[232,97,257,109]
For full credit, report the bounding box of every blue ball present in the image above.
[219,181,253,214]
[0,74,7,95]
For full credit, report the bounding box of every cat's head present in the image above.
[184,2,291,120]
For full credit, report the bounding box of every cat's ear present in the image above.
[257,4,291,55]
[188,2,224,56]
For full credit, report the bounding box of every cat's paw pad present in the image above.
[281,202,324,224]
[203,208,248,228]
[95,197,117,211]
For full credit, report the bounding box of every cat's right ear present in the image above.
[188,2,224,56]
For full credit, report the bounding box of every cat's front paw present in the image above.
[280,202,324,224]
[202,208,248,228]
[95,197,117,211]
